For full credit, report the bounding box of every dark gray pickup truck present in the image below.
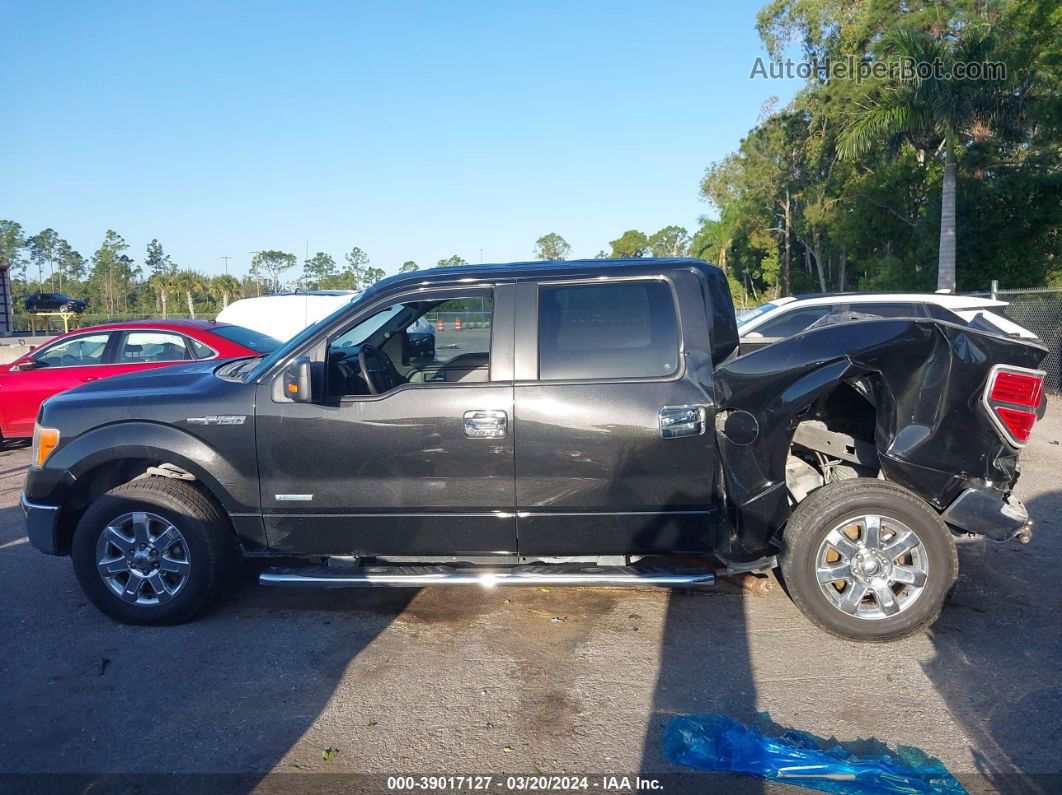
[22,258,1048,640]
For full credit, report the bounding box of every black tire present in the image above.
[778,478,957,642]
[60,303,73,313]
[72,478,237,625]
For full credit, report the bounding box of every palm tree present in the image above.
[838,26,1024,292]
[211,275,242,309]
[176,270,207,319]
[149,272,179,318]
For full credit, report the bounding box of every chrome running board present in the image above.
[259,563,716,588]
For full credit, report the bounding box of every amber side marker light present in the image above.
[32,424,60,468]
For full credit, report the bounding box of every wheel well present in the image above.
[55,459,231,554]
[786,379,882,503]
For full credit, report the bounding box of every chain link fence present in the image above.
[970,287,1062,392]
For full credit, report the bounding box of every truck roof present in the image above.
[365,257,725,296]
[365,257,738,364]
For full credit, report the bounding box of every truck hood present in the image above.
[40,359,257,433]
[56,359,227,400]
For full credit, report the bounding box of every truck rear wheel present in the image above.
[71,478,236,625]
[779,478,957,641]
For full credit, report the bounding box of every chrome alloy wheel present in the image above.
[95,511,191,605]
[815,514,928,620]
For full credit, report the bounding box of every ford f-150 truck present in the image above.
[22,259,1048,640]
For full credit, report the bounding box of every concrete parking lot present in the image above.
[1,401,1060,793]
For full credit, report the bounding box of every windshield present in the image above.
[246,293,366,381]
[736,302,779,327]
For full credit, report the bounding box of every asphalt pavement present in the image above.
[1,400,1060,793]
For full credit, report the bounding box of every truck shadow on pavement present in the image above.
[922,489,1062,795]
[0,507,416,788]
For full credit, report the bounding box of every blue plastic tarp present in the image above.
[663,713,966,794]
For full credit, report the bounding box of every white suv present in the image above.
[737,293,1037,354]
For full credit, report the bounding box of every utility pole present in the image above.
[249,251,261,297]
[220,256,232,275]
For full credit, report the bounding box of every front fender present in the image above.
[28,420,259,514]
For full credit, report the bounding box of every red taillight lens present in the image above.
[990,371,1044,408]
[994,407,1037,443]
[984,366,1045,446]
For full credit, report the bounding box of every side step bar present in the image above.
[259,563,717,589]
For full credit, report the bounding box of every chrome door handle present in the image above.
[464,409,508,439]
[659,405,705,439]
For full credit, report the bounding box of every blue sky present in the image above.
[5,1,802,278]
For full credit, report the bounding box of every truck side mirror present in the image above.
[281,356,313,403]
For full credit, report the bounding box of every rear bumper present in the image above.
[21,492,63,555]
[941,487,1031,542]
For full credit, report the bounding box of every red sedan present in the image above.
[0,320,278,439]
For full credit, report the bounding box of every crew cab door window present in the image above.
[537,281,679,380]
[326,294,493,396]
[116,331,193,363]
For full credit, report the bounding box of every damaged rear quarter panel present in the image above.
[713,318,1048,556]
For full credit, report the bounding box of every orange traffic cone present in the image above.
[454,317,463,331]
[436,318,444,332]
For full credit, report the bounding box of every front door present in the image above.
[255,285,517,557]
[513,274,719,556]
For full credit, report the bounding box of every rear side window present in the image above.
[755,306,832,338]
[925,304,966,324]
[117,331,192,363]
[537,281,680,380]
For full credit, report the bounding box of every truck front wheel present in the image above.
[779,479,957,641]
[71,478,236,625]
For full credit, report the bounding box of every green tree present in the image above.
[533,233,571,261]
[838,26,1025,291]
[1,221,27,294]
[28,228,60,289]
[55,239,85,292]
[303,252,337,289]
[339,246,370,289]
[149,271,180,318]
[437,255,468,267]
[91,230,131,314]
[211,274,242,308]
[399,260,419,273]
[363,266,386,286]
[144,239,174,277]
[647,226,690,257]
[176,270,208,319]
[253,250,297,292]
[608,230,649,258]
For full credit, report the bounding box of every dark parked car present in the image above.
[22,259,1047,640]
[24,292,88,314]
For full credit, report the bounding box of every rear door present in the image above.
[513,271,718,556]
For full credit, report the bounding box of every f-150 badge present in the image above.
[186,415,247,425]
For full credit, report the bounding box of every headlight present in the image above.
[31,423,60,469]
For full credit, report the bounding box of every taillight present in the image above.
[983,365,1046,446]
[990,371,1044,408]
